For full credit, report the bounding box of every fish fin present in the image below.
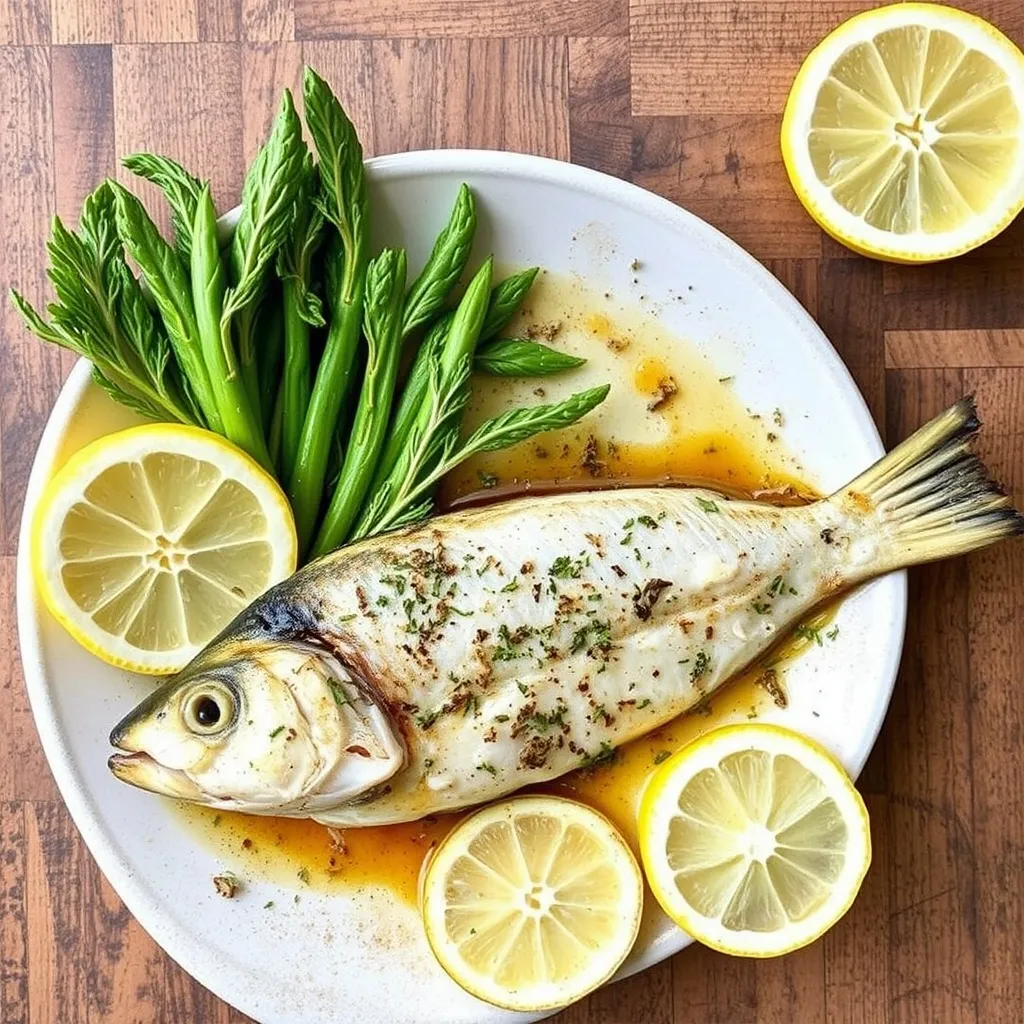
[834,397,1023,565]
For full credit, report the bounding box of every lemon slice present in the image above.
[32,423,297,675]
[638,724,870,958]
[420,796,643,1012]
[781,3,1024,261]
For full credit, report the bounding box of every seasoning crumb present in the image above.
[241,837,253,851]
[654,750,672,765]
[606,335,630,353]
[533,387,546,397]
[526,320,561,341]
[477,470,499,489]
[580,435,605,477]
[263,900,275,910]
[647,375,678,412]
[327,827,348,855]
[756,667,788,708]
[213,873,240,898]
[297,867,311,885]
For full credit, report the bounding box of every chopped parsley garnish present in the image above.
[637,698,652,709]
[768,575,784,597]
[416,708,440,730]
[518,681,530,696]
[690,650,711,682]
[795,623,824,646]
[380,574,407,594]
[263,900,275,909]
[494,624,535,661]
[654,750,672,765]
[826,625,840,641]
[376,595,390,607]
[269,725,285,739]
[423,758,434,769]
[462,694,480,717]
[339,613,357,623]
[501,578,520,593]
[695,496,720,514]
[297,868,311,885]
[579,742,616,769]
[327,680,351,707]
[637,514,658,529]
[752,601,772,615]
[495,714,510,723]
[589,704,612,724]
[478,470,499,488]
[549,554,588,579]
[477,761,498,775]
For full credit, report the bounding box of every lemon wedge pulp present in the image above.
[420,795,643,1012]
[32,423,297,675]
[638,724,870,958]
[782,3,1024,261]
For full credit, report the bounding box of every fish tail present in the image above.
[834,397,1023,565]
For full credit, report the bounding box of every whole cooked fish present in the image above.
[109,399,1022,825]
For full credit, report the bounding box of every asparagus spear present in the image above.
[190,183,270,466]
[276,154,326,484]
[311,247,408,557]
[107,180,223,433]
[121,153,203,264]
[367,265,537,495]
[226,89,307,422]
[352,259,492,538]
[480,267,539,340]
[401,184,476,338]
[288,67,370,553]
[10,182,200,426]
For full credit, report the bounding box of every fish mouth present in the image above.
[108,751,208,802]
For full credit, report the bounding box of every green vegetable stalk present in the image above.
[226,89,307,424]
[190,184,270,467]
[401,184,476,338]
[311,247,408,557]
[10,182,200,426]
[276,153,325,484]
[122,153,203,264]
[288,67,370,554]
[107,180,223,433]
[367,266,538,497]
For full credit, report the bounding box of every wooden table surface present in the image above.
[2,1,1024,1022]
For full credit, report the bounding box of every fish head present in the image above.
[108,643,405,814]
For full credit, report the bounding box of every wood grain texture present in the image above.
[2,2,1024,1023]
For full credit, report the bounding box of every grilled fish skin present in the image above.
[109,399,1022,825]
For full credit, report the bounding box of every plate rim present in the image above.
[16,147,907,1023]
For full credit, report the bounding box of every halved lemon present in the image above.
[32,423,297,674]
[420,795,643,1012]
[781,3,1024,262]
[638,724,870,958]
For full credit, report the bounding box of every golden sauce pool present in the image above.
[179,270,827,909]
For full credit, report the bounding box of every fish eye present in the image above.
[182,684,236,736]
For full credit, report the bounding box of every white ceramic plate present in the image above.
[17,151,906,1024]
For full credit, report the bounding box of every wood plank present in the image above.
[112,44,245,228]
[53,0,199,44]
[883,369,979,1024]
[242,0,294,43]
[568,36,632,179]
[816,260,886,434]
[632,115,822,261]
[884,261,1024,332]
[198,0,241,42]
[763,259,819,321]
[673,942,758,1022]
[0,0,48,45]
[824,793,891,1024]
[0,558,58,802]
[241,42,303,166]
[51,45,115,224]
[556,959,674,1024]
[885,330,1024,370]
[630,0,1024,116]
[960,369,1024,1024]
[295,0,627,39]
[366,37,569,158]
[299,40,378,154]
[0,802,27,1024]
[0,47,61,556]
